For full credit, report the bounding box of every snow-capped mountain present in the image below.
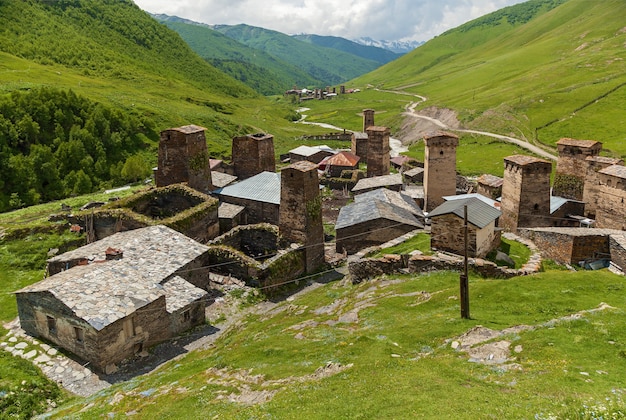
[353,37,424,54]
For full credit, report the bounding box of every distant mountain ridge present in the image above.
[353,37,424,54]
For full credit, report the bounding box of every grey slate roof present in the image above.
[550,196,584,214]
[289,145,335,157]
[214,171,281,205]
[211,171,237,188]
[336,199,423,230]
[18,225,209,330]
[599,164,626,179]
[354,188,424,218]
[443,193,498,208]
[352,173,403,193]
[428,196,501,229]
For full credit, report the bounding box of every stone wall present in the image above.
[596,170,626,230]
[609,234,626,273]
[500,155,551,231]
[423,132,458,212]
[219,195,279,225]
[517,227,620,265]
[553,139,601,200]
[583,156,623,218]
[366,126,390,177]
[336,219,419,255]
[232,133,276,180]
[431,214,499,258]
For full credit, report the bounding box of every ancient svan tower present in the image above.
[232,133,276,180]
[500,155,552,231]
[366,126,390,177]
[553,138,602,200]
[583,156,624,218]
[363,109,375,132]
[423,131,458,212]
[351,132,369,163]
[155,125,213,194]
[595,165,626,229]
[279,161,324,273]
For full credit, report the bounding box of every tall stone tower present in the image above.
[279,161,325,273]
[583,156,624,218]
[366,126,390,177]
[363,109,375,132]
[155,125,213,194]
[500,155,552,231]
[423,131,458,212]
[232,133,276,180]
[553,138,602,200]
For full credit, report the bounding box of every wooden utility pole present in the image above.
[460,204,470,319]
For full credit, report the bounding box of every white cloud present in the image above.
[134,0,527,42]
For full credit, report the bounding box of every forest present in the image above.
[0,87,155,211]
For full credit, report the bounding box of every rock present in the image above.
[24,350,37,359]
[15,342,28,350]
[514,345,523,353]
[495,251,515,267]
[35,354,51,364]
[391,354,402,358]
[47,348,58,356]
[8,337,17,343]
[451,341,460,350]
[294,333,305,340]
[55,366,65,374]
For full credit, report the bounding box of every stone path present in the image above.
[1,320,110,397]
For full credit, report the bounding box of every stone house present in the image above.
[476,174,503,200]
[16,225,211,373]
[583,156,623,218]
[403,167,425,184]
[354,188,425,222]
[213,171,281,225]
[352,173,404,195]
[549,196,586,227]
[288,145,335,164]
[429,196,501,258]
[335,199,424,254]
[595,164,626,230]
[552,138,602,200]
[319,151,360,177]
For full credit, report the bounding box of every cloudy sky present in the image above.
[133,0,528,42]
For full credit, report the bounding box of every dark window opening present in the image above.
[74,327,84,343]
[134,342,143,355]
[47,316,57,335]
[183,310,191,322]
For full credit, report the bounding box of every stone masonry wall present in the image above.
[423,132,458,212]
[366,126,390,177]
[232,133,276,180]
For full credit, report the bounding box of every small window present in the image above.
[47,316,57,335]
[183,310,191,322]
[74,327,84,343]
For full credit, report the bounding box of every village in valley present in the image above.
[5,101,626,392]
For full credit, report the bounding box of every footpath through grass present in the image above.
[50,269,626,419]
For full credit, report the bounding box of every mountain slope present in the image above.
[154,15,322,95]
[291,34,401,64]
[0,0,309,210]
[354,0,626,154]
[212,24,383,85]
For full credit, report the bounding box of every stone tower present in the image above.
[583,156,624,218]
[279,161,325,273]
[155,125,213,194]
[366,126,390,177]
[423,132,458,212]
[351,132,369,163]
[500,155,552,231]
[232,133,276,180]
[553,138,602,200]
[363,109,375,132]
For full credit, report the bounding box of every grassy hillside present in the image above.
[154,16,322,95]
[352,0,626,156]
[212,24,383,85]
[0,0,328,211]
[292,34,401,64]
[47,269,626,418]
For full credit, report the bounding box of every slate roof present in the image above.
[428,196,501,229]
[550,196,584,214]
[443,193,499,208]
[211,171,237,188]
[477,174,503,188]
[213,171,281,205]
[218,202,245,219]
[336,199,423,230]
[18,225,209,330]
[289,145,335,157]
[171,124,206,134]
[599,164,626,179]
[355,188,424,218]
[404,167,424,177]
[557,138,600,148]
[352,173,403,193]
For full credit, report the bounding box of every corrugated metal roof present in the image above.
[214,171,281,204]
[443,193,498,208]
[550,196,584,214]
[336,199,423,230]
[428,196,501,229]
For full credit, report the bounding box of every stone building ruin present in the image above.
[500,155,552,231]
[232,133,276,180]
[423,131,458,212]
[583,156,624,218]
[155,125,213,194]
